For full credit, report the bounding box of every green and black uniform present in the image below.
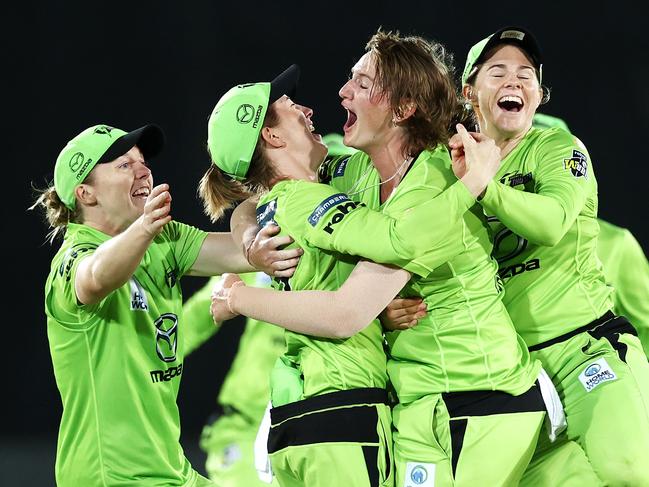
[44,222,213,487]
[257,179,392,487]
[319,147,544,487]
[254,154,487,486]
[183,273,283,487]
[481,127,649,486]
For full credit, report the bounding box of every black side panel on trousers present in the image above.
[268,405,379,454]
[528,310,615,351]
[362,445,380,487]
[587,315,637,363]
[270,387,388,424]
[441,384,545,418]
[449,418,468,479]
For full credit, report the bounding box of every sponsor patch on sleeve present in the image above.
[578,357,617,392]
[59,243,97,281]
[307,193,350,227]
[563,149,588,179]
[333,157,350,178]
[256,199,278,227]
[404,462,436,487]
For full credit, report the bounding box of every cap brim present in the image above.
[269,64,300,103]
[97,124,165,164]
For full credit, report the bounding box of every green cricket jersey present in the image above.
[257,184,388,398]
[44,221,207,486]
[183,273,285,421]
[480,127,614,346]
[597,219,649,357]
[324,147,540,402]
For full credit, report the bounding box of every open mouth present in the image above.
[132,187,150,199]
[307,121,322,141]
[343,110,357,132]
[497,95,524,112]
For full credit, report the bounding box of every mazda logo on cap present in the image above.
[154,313,178,363]
[236,104,255,124]
[69,152,84,172]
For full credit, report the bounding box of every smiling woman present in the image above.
[457,26,649,486]
[205,30,551,487]
[28,123,282,487]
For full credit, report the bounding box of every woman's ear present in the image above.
[75,183,97,206]
[260,127,285,148]
[463,85,476,103]
[395,101,417,122]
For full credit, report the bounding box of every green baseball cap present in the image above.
[54,124,165,209]
[533,113,571,133]
[207,64,300,180]
[461,26,543,85]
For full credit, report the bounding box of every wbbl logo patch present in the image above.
[404,462,435,487]
[307,193,350,226]
[564,149,588,179]
[579,357,617,392]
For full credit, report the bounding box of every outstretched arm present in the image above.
[75,183,172,305]
[213,261,412,339]
[188,232,254,276]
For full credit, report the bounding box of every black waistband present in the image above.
[441,383,545,418]
[270,387,388,425]
[528,311,629,352]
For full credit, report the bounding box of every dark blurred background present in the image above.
[5,1,647,484]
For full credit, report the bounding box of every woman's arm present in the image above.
[452,128,591,246]
[75,184,172,305]
[188,232,255,276]
[213,261,412,339]
[230,196,303,277]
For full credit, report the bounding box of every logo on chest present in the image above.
[129,277,149,311]
[154,313,178,363]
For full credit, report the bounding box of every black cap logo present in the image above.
[68,152,84,172]
[236,104,255,124]
[94,126,114,137]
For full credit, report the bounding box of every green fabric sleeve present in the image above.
[280,180,474,271]
[480,131,591,246]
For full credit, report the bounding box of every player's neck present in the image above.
[365,136,409,183]
[271,152,317,184]
[483,123,531,160]
[81,207,132,237]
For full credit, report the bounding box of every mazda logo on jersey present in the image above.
[154,313,178,363]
